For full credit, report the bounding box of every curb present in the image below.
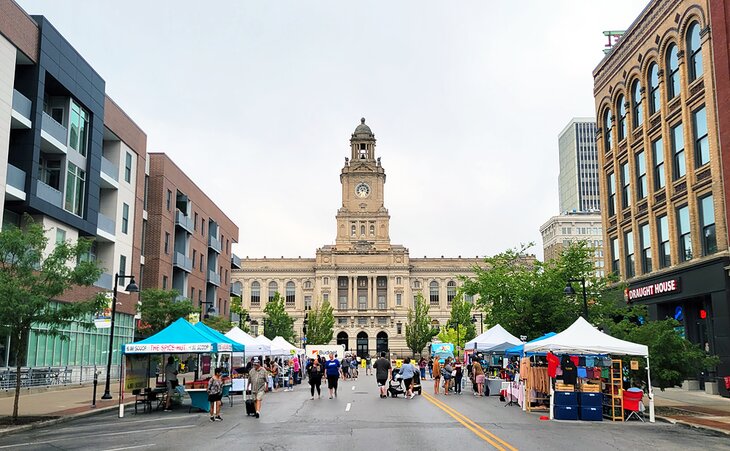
[0,401,134,439]
[655,414,730,437]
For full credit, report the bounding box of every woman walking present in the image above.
[472,361,485,397]
[432,358,441,395]
[442,358,453,395]
[454,359,463,395]
[325,353,342,399]
[308,358,323,399]
[207,368,223,421]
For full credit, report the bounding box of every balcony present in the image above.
[40,112,67,154]
[230,283,241,297]
[231,253,241,269]
[100,156,119,189]
[11,89,32,129]
[173,252,193,273]
[207,270,221,287]
[96,212,116,242]
[175,210,194,234]
[94,272,113,290]
[208,235,221,253]
[36,180,63,208]
[5,164,26,201]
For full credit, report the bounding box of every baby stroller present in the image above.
[411,370,422,395]
[387,369,406,398]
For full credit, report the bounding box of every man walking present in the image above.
[248,357,268,418]
[164,356,178,411]
[373,352,392,399]
[325,353,342,399]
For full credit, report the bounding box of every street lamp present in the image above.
[564,277,589,320]
[200,299,216,319]
[101,273,139,400]
[302,313,309,348]
[471,313,483,334]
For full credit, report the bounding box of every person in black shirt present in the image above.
[372,352,392,399]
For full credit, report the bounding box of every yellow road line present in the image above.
[423,392,518,451]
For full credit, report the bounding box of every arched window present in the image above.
[687,22,703,82]
[268,281,278,302]
[429,281,439,306]
[648,63,660,115]
[447,281,457,305]
[304,280,312,289]
[251,281,260,306]
[285,281,295,306]
[666,43,680,100]
[603,108,612,152]
[369,224,375,236]
[351,225,356,237]
[360,225,365,236]
[617,95,627,141]
[431,319,440,331]
[631,80,643,129]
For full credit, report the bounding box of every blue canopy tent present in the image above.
[504,332,556,357]
[193,322,244,353]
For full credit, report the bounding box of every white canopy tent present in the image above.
[523,316,654,422]
[271,337,298,356]
[465,324,521,352]
[225,326,271,355]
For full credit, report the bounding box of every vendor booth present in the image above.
[504,333,556,410]
[523,317,654,423]
[466,325,521,396]
[271,336,297,356]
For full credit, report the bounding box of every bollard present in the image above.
[92,371,99,408]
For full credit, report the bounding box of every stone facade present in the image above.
[232,119,483,356]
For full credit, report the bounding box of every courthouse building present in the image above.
[232,119,483,356]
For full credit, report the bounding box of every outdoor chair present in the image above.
[623,389,645,422]
[132,389,150,414]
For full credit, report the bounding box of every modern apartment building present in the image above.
[143,153,239,321]
[540,212,604,276]
[558,118,600,213]
[0,1,147,371]
[594,0,730,386]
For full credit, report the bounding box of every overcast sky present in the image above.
[17,0,648,261]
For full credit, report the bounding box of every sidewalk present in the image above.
[653,387,730,435]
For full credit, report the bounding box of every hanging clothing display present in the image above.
[547,352,559,378]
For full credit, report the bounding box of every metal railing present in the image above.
[231,253,241,269]
[173,252,193,272]
[36,180,63,208]
[0,365,121,390]
[41,111,68,145]
[6,164,26,191]
[12,89,32,119]
[101,155,119,181]
[207,270,221,286]
[208,235,222,253]
[97,212,116,235]
[95,272,113,290]
[175,210,194,233]
[230,283,242,296]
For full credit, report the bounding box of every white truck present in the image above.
[305,344,346,360]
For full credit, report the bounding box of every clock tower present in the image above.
[334,118,391,251]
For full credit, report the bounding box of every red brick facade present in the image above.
[710,0,730,244]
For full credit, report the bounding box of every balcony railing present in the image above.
[175,210,194,233]
[12,89,32,119]
[97,212,116,236]
[101,156,119,182]
[41,112,68,146]
[173,252,193,273]
[94,272,113,290]
[207,270,221,286]
[230,283,241,297]
[208,235,222,253]
[36,181,63,208]
[6,164,26,192]
[231,253,241,269]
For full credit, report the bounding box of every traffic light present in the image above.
[699,309,707,320]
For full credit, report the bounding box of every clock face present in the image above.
[355,183,370,198]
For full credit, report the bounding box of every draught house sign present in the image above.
[625,278,681,303]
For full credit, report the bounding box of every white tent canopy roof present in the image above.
[465,324,521,352]
[225,327,271,355]
[523,316,648,357]
[271,336,297,355]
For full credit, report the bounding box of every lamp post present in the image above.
[302,313,309,348]
[564,277,589,320]
[471,313,483,334]
[101,273,139,400]
[201,299,216,319]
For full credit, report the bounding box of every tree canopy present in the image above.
[405,292,438,355]
[446,293,476,353]
[202,314,234,333]
[263,292,296,342]
[230,296,251,332]
[305,299,335,345]
[138,289,197,336]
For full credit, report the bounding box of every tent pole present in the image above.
[646,355,655,423]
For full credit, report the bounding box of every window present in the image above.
[413,280,421,289]
[193,212,198,231]
[143,175,149,210]
[608,172,616,216]
[39,157,61,189]
[119,255,126,278]
[285,281,295,306]
[166,190,172,211]
[687,22,703,82]
[429,281,439,306]
[635,151,646,200]
[666,44,680,100]
[657,215,670,268]
[360,225,365,236]
[624,231,635,278]
[121,203,129,234]
[201,218,205,236]
[192,249,197,266]
[396,276,402,285]
[693,106,709,167]
[199,254,204,271]
[55,228,66,245]
[251,281,260,306]
[358,317,367,325]
[397,323,402,335]
[304,295,312,311]
[304,280,312,289]
[164,232,170,254]
[370,224,375,236]
[337,317,348,325]
[323,277,329,285]
[611,238,620,275]
[699,194,717,255]
[268,281,278,301]
[648,63,660,115]
[620,162,631,209]
[68,100,89,156]
[190,287,194,300]
[631,80,643,129]
[603,108,612,152]
[64,163,86,216]
[124,152,132,183]
[671,123,685,179]
[677,205,692,262]
[162,275,168,289]
[378,295,385,310]
[339,295,347,310]
[464,294,473,304]
[617,95,627,141]
[447,281,456,305]
[640,223,651,274]
[652,137,665,191]
[396,293,402,306]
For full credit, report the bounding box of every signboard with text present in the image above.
[625,278,681,303]
[123,343,213,354]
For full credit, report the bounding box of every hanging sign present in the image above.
[630,360,639,370]
[625,278,681,302]
[94,292,114,329]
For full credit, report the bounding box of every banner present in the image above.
[125,354,148,391]
[94,292,114,329]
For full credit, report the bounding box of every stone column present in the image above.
[369,276,374,310]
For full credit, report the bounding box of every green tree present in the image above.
[447,293,476,355]
[138,289,197,336]
[306,299,335,345]
[230,296,250,332]
[405,293,438,356]
[202,314,234,333]
[263,292,295,342]
[436,327,468,355]
[0,217,104,423]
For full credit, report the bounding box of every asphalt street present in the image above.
[0,374,727,451]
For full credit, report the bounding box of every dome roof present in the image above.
[352,117,374,138]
